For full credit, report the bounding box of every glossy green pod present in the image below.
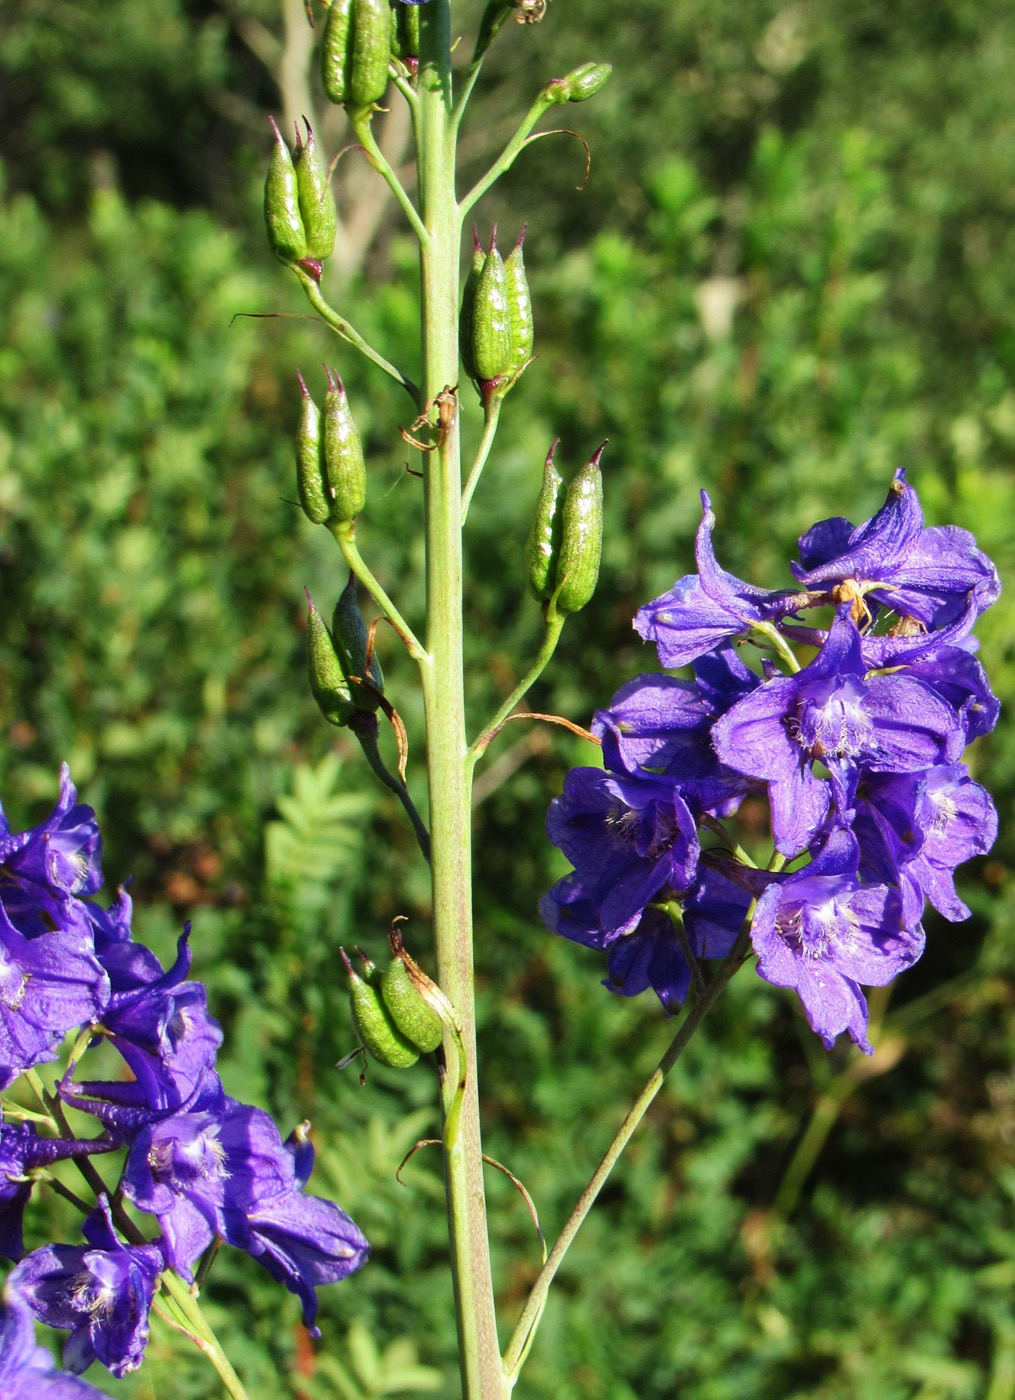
[331,573,384,709]
[293,120,337,261]
[264,117,307,264]
[459,227,485,383]
[322,368,366,522]
[349,0,391,108]
[472,227,513,383]
[504,225,534,374]
[306,592,356,726]
[342,951,419,1068]
[381,956,444,1053]
[553,443,605,615]
[563,61,612,102]
[525,439,565,601]
[321,0,353,104]
[295,372,329,525]
[390,0,420,59]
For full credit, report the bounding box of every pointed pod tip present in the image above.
[268,114,284,143]
[304,585,317,611]
[473,224,481,250]
[515,223,528,250]
[589,440,608,468]
[323,362,338,391]
[296,368,310,397]
[339,947,356,979]
[545,436,561,467]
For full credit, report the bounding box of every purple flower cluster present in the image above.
[542,472,999,1052]
[1,769,368,1381]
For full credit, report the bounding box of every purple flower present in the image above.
[0,767,104,910]
[1,1122,116,1262]
[635,492,795,667]
[792,469,1000,628]
[9,1197,164,1378]
[747,829,924,1053]
[711,607,963,856]
[120,1073,368,1329]
[600,870,751,1012]
[540,768,699,945]
[0,1285,107,1398]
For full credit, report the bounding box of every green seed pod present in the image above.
[293,119,337,261]
[321,0,353,104]
[305,591,356,726]
[322,367,366,522]
[355,947,383,987]
[459,226,485,383]
[471,226,513,383]
[381,955,444,1054]
[332,573,384,709]
[525,438,565,601]
[349,0,391,108]
[553,442,605,615]
[341,949,419,1068]
[389,0,420,59]
[295,372,329,525]
[504,225,534,374]
[264,117,307,264]
[561,61,613,103]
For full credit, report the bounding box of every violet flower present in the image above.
[9,1197,164,1378]
[1,1122,116,1262]
[0,1284,107,1398]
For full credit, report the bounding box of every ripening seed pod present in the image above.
[471,227,513,383]
[389,0,420,60]
[341,949,420,1068]
[553,443,605,615]
[459,227,485,383]
[306,592,356,726]
[264,117,307,264]
[381,955,444,1054]
[332,573,384,709]
[293,120,337,261]
[321,0,353,103]
[504,225,534,374]
[355,947,383,987]
[295,372,329,525]
[559,61,613,103]
[525,439,565,601]
[349,0,391,108]
[322,368,367,522]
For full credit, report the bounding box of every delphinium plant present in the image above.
[0,2,1002,1398]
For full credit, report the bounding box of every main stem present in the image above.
[416,8,504,1398]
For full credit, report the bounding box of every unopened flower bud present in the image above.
[381,954,443,1053]
[323,368,367,522]
[545,61,612,106]
[332,573,384,709]
[306,591,356,726]
[322,0,353,103]
[349,0,391,108]
[471,227,513,383]
[295,372,329,525]
[341,949,420,1068]
[293,119,337,262]
[525,438,565,601]
[264,117,307,264]
[504,225,534,374]
[459,226,485,383]
[553,443,605,615]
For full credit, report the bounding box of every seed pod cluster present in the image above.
[322,0,391,110]
[264,117,307,264]
[264,117,338,270]
[342,940,446,1069]
[526,441,606,615]
[389,0,420,61]
[293,120,337,261]
[294,368,367,527]
[459,225,534,401]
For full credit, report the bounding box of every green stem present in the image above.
[417,7,504,1397]
[329,519,428,663]
[459,91,554,219]
[468,613,565,766]
[161,1270,253,1400]
[461,395,502,520]
[501,924,754,1386]
[749,620,801,674]
[351,711,432,861]
[296,269,419,401]
[699,813,758,869]
[352,112,430,246]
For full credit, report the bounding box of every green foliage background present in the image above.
[1,1,1012,1396]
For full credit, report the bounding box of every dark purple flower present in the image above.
[711,607,963,856]
[748,829,924,1053]
[9,1197,164,1378]
[0,1285,107,1398]
[600,870,751,1012]
[792,469,1000,628]
[540,768,699,945]
[1,1122,116,1262]
[0,767,104,907]
[635,492,795,667]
